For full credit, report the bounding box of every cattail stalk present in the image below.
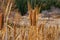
[0,13,3,30]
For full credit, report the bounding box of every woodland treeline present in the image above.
[15,0,60,15]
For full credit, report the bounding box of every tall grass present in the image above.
[1,1,60,40]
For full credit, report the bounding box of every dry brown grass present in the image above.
[0,1,60,40]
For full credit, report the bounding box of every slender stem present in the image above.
[5,0,13,40]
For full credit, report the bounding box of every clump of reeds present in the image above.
[28,1,40,26]
[27,2,40,40]
[2,0,13,40]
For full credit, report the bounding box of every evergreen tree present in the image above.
[15,0,60,15]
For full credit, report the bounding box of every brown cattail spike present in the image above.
[28,1,33,25]
[0,13,3,30]
[32,6,40,26]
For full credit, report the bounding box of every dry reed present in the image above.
[1,1,60,40]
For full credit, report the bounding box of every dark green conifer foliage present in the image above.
[15,0,60,15]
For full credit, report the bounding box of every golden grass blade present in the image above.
[27,1,32,12]
[7,25,14,31]
[4,0,11,17]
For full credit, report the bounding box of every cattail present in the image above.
[28,1,32,26]
[32,10,36,26]
[0,13,3,30]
